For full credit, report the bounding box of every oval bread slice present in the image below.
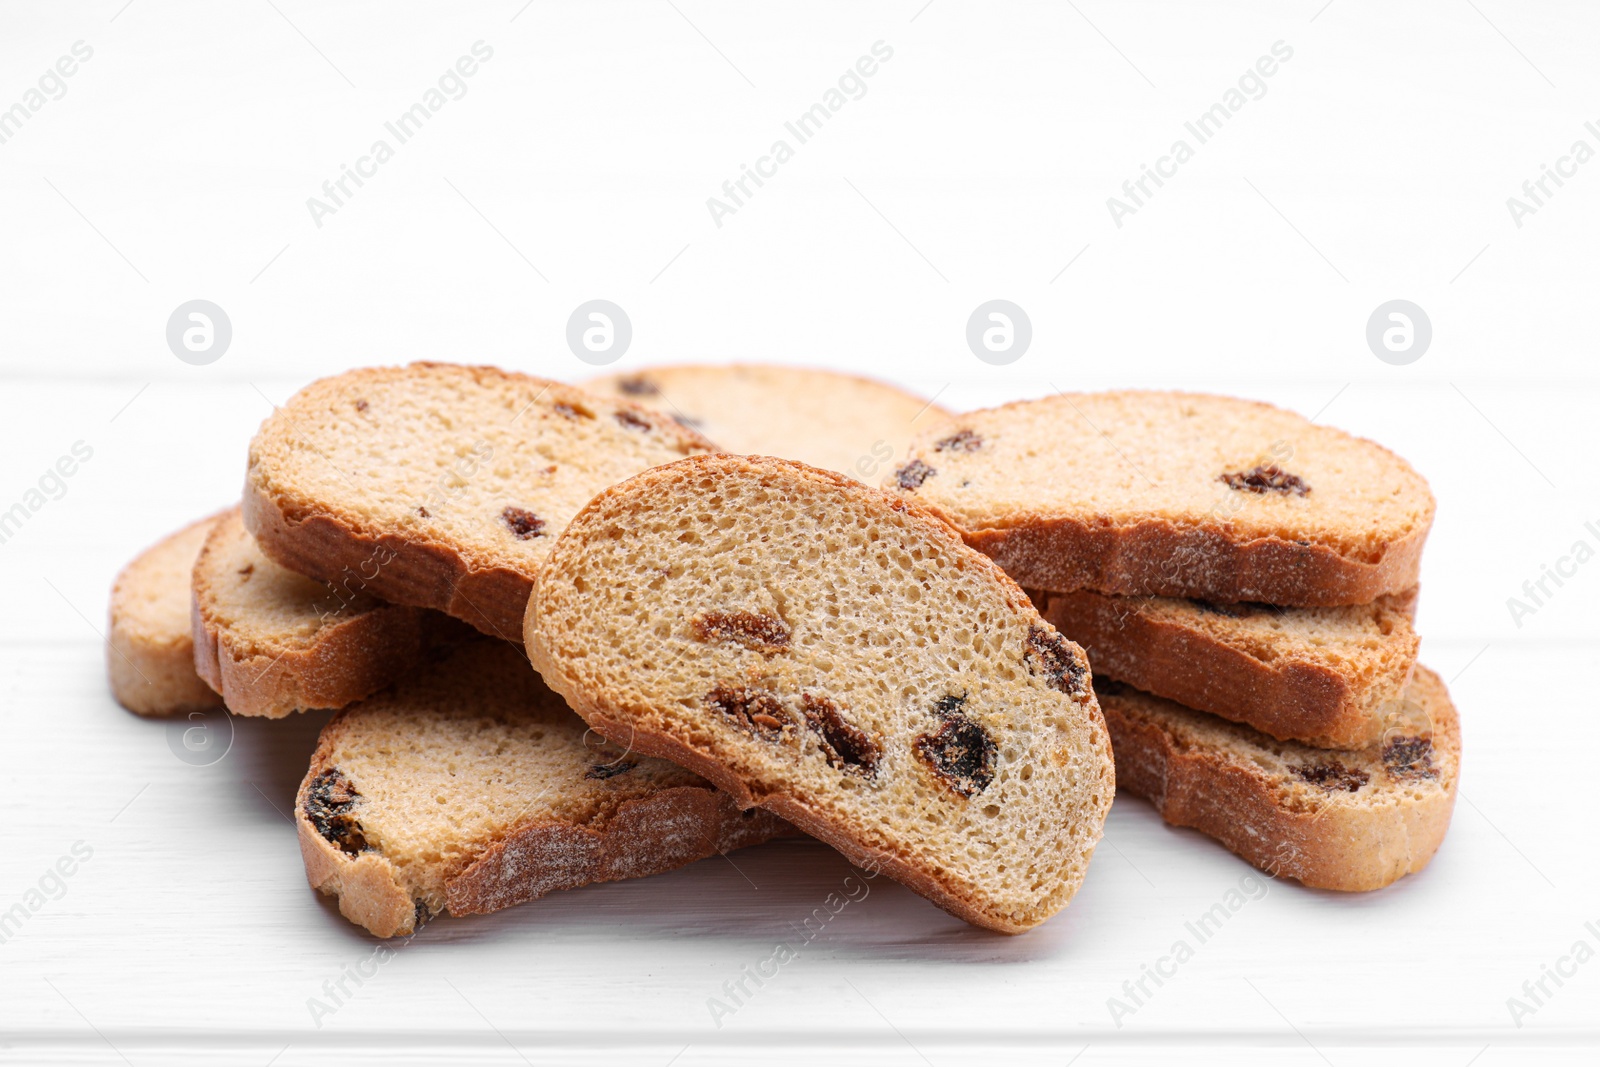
[298,639,791,937]
[1099,666,1459,891]
[586,363,949,479]
[108,513,229,716]
[524,454,1116,934]
[888,391,1436,606]
[244,363,715,643]
[192,507,429,718]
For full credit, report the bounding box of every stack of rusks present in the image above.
[107,364,1456,937]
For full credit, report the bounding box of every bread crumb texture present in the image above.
[586,363,948,478]
[890,391,1435,603]
[298,639,787,936]
[526,454,1116,933]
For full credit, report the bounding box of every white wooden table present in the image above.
[3,2,1597,1063]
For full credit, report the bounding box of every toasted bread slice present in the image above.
[524,454,1115,934]
[1100,667,1459,891]
[1035,588,1420,748]
[108,513,228,716]
[586,364,949,479]
[297,639,791,937]
[244,363,715,642]
[888,392,1435,606]
[192,507,431,718]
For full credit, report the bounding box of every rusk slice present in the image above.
[108,513,228,716]
[586,364,949,479]
[1100,667,1459,891]
[889,392,1435,606]
[525,454,1115,934]
[297,640,791,937]
[192,507,429,718]
[1035,588,1420,748]
[244,363,714,643]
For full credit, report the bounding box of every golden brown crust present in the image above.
[191,509,432,717]
[242,482,532,644]
[243,363,718,644]
[1037,589,1419,748]
[447,786,791,917]
[958,513,1429,608]
[107,512,230,717]
[1100,668,1460,891]
[896,390,1435,607]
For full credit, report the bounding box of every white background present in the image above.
[2,1,1597,1064]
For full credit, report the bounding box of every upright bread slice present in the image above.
[297,640,791,937]
[1100,667,1459,891]
[1035,588,1420,748]
[586,364,949,479]
[192,508,430,718]
[108,513,227,716]
[525,454,1116,934]
[888,392,1435,606]
[244,363,715,642]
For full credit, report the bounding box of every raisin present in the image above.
[614,410,652,432]
[616,376,659,397]
[934,430,983,453]
[413,899,432,927]
[706,686,790,741]
[416,506,430,518]
[354,398,369,412]
[585,761,638,780]
[1382,736,1438,781]
[305,769,369,855]
[691,610,791,655]
[894,459,936,490]
[237,563,254,579]
[501,506,546,539]
[1024,625,1089,697]
[553,402,592,420]
[801,693,880,776]
[1219,464,1311,496]
[915,696,996,798]
[1292,761,1369,792]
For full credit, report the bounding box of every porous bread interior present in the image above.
[1102,666,1457,814]
[318,641,721,916]
[197,508,383,658]
[528,455,1114,930]
[586,364,947,478]
[1097,591,1419,717]
[114,517,216,649]
[897,391,1434,563]
[248,363,711,577]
